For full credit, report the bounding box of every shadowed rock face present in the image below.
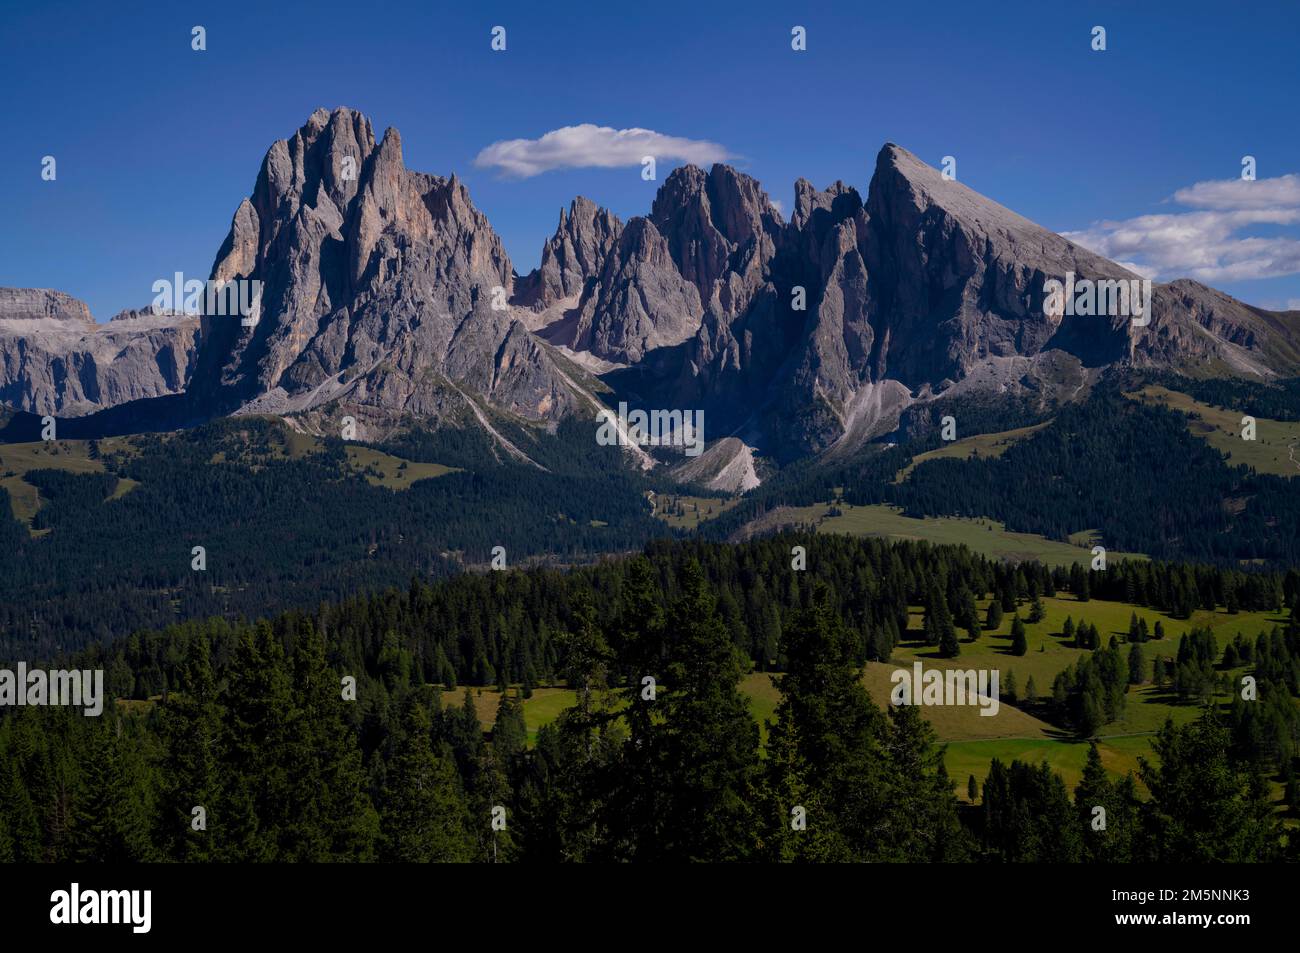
[565,144,1300,462]
[514,197,623,311]
[563,217,704,364]
[191,107,587,432]
[0,289,198,416]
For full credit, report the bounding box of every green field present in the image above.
[885,592,1281,796]
[222,418,460,487]
[1,424,455,528]
[343,445,457,488]
[465,686,578,744]
[780,502,1147,567]
[0,438,139,527]
[894,421,1050,483]
[942,735,1153,798]
[1129,384,1300,477]
[651,492,741,529]
[744,591,1285,793]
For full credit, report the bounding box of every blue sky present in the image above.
[3,0,1298,320]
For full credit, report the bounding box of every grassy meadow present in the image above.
[1128,384,1300,477]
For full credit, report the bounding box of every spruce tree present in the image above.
[939,622,961,658]
[379,700,474,862]
[492,689,528,763]
[1128,643,1148,685]
[157,635,221,861]
[1010,615,1028,656]
[636,561,759,861]
[72,719,153,862]
[290,622,379,860]
[219,623,297,861]
[1139,714,1281,861]
[2,757,44,863]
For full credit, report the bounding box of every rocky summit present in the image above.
[6,109,1299,484]
[190,107,603,443]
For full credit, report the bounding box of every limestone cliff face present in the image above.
[649,163,783,321]
[514,196,623,311]
[191,107,589,433]
[561,144,1300,462]
[8,118,1299,474]
[560,218,704,364]
[0,289,198,416]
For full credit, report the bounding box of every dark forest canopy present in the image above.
[5,374,1300,657]
[3,533,1298,863]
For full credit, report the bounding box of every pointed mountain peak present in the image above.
[647,162,780,308]
[515,196,623,310]
[869,142,1053,240]
[377,126,403,160]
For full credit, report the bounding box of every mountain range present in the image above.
[5,106,1299,490]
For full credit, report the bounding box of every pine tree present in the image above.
[1010,615,1028,656]
[879,704,969,860]
[634,561,759,861]
[492,689,528,763]
[156,635,221,861]
[923,584,956,649]
[218,623,298,861]
[986,600,1004,632]
[1139,714,1281,861]
[756,717,846,861]
[71,719,154,862]
[290,622,379,861]
[379,699,474,862]
[1128,643,1148,685]
[1074,742,1136,862]
[939,623,961,658]
[1,758,43,863]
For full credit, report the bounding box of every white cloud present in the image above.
[770,199,785,216]
[474,124,734,178]
[1173,173,1300,211]
[1064,173,1300,283]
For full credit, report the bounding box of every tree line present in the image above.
[3,534,1298,862]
